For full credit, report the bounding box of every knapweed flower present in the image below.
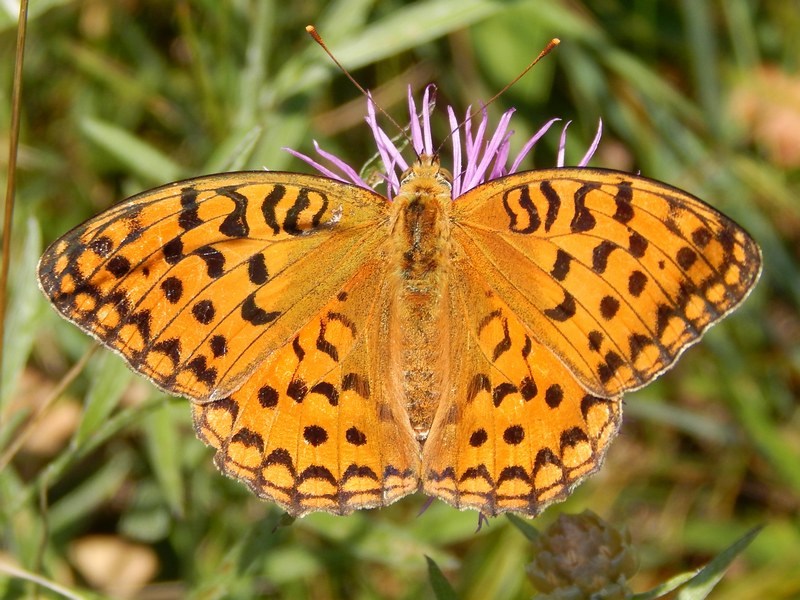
[285,85,602,198]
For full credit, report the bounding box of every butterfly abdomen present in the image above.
[388,158,454,440]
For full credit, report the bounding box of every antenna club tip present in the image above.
[551,38,561,45]
[306,25,323,43]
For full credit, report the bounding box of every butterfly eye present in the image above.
[400,165,415,183]
[437,166,453,186]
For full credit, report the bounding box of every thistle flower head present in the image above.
[285,85,602,200]
[527,511,638,600]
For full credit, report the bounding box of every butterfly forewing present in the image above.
[38,172,390,401]
[452,168,762,398]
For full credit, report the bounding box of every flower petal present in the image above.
[557,120,572,168]
[509,118,561,173]
[578,118,603,167]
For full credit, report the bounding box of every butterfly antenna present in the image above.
[437,38,561,154]
[306,25,411,145]
[484,38,560,109]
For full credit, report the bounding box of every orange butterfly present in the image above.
[38,87,761,517]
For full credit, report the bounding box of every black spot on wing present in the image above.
[209,335,227,357]
[303,425,328,446]
[540,180,561,232]
[545,384,563,408]
[520,376,538,401]
[258,385,279,408]
[163,237,183,265]
[186,356,217,387]
[192,299,216,324]
[677,246,698,270]
[105,255,131,278]
[241,293,280,325]
[260,185,285,235]
[298,465,336,486]
[570,183,599,232]
[551,249,572,282]
[503,425,525,445]
[287,339,303,366]
[628,270,648,297]
[89,236,113,257]
[287,378,308,403]
[193,246,225,278]
[588,330,603,352]
[591,241,617,274]
[599,296,620,320]
[231,428,264,453]
[247,253,269,285]
[152,338,181,367]
[503,186,540,234]
[345,426,367,446]
[469,428,488,447]
[544,291,576,322]
[612,181,634,223]
[218,186,250,238]
[179,187,203,231]
[284,188,329,235]
[310,381,339,406]
[629,231,648,258]
[161,277,183,303]
[492,318,512,362]
[342,373,370,398]
[493,382,518,407]
[316,320,339,362]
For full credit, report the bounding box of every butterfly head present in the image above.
[400,154,453,192]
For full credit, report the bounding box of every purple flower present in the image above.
[284,85,602,200]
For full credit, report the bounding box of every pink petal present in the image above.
[578,118,603,167]
[509,118,561,173]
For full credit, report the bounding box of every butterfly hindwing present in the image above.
[421,265,621,516]
[193,255,421,516]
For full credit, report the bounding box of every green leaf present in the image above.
[141,397,185,516]
[632,572,698,600]
[506,512,541,542]
[633,526,763,600]
[80,117,182,184]
[426,555,459,600]
[333,0,502,68]
[675,526,763,600]
[1,218,43,403]
[75,351,133,445]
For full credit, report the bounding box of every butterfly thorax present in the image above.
[389,155,453,440]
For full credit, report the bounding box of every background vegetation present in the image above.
[1,0,797,598]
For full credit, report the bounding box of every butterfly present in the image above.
[38,88,761,517]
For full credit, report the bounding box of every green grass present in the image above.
[2,1,798,598]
